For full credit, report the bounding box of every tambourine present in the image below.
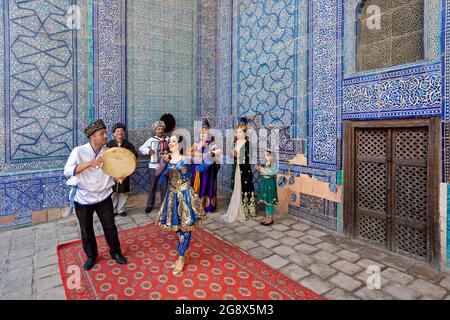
[100,147,137,178]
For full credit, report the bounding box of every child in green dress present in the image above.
[256,149,279,225]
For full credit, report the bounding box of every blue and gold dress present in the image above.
[155,155,213,258]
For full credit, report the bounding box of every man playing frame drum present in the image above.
[106,122,139,217]
[64,119,128,271]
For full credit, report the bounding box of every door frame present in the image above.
[343,117,441,267]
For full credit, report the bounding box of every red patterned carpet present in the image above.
[57,223,323,300]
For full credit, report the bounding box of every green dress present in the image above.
[258,160,279,205]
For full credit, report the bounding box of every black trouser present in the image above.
[146,168,168,209]
[75,196,121,259]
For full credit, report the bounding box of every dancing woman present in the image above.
[155,134,219,275]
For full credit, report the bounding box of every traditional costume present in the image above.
[190,119,220,212]
[222,117,256,222]
[258,150,279,223]
[155,153,215,266]
[106,122,139,217]
[64,119,126,270]
[139,120,170,213]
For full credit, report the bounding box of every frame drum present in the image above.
[100,147,137,178]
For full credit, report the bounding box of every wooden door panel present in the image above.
[355,129,388,247]
[392,128,429,260]
[344,118,440,266]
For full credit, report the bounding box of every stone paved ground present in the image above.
[1,193,450,300]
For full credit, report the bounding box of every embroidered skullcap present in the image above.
[84,119,106,138]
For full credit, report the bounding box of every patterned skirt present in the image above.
[258,176,279,205]
[156,184,206,232]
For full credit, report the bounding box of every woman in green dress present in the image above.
[256,149,279,225]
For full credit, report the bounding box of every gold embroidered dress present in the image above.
[156,157,210,232]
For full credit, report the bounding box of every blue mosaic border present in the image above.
[92,0,127,135]
[197,0,217,120]
[343,63,442,120]
[217,0,233,130]
[0,160,151,230]
[307,0,343,170]
[0,169,67,230]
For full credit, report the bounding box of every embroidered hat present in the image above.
[152,120,166,131]
[84,119,107,138]
[202,118,211,129]
[112,122,126,133]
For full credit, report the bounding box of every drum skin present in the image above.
[100,147,137,178]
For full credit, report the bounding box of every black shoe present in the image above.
[119,212,127,217]
[145,207,152,214]
[260,220,274,226]
[112,253,127,265]
[83,256,97,271]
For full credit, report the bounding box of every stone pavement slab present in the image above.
[299,276,334,295]
[262,254,290,269]
[279,264,310,281]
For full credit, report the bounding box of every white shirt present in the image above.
[64,143,115,205]
[139,135,169,169]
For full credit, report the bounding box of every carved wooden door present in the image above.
[346,118,440,264]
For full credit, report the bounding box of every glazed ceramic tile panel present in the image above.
[343,64,442,120]
[0,0,91,229]
[92,0,126,132]
[234,0,308,139]
[197,0,217,122]
[0,0,90,173]
[0,0,124,230]
[0,170,68,228]
[126,0,197,132]
[307,0,342,169]
[217,0,233,131]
